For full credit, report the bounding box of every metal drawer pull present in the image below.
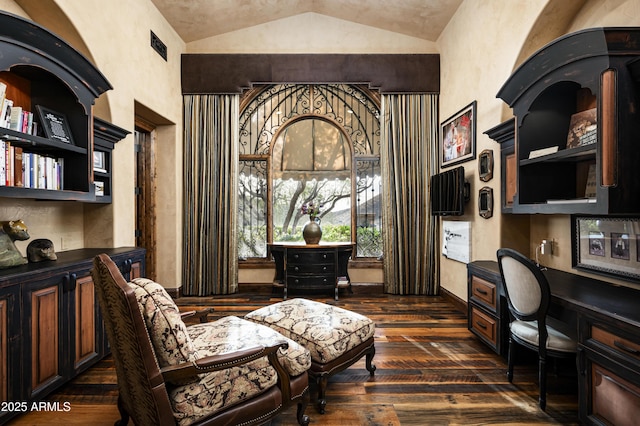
[476,321,487,330]
[475,288,488,295]
[613,340,640,355]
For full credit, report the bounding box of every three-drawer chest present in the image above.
[268,242,354,300]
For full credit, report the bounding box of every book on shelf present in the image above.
[0,140,5,185]
[528,146,559,159]
[13,146,22,187]
[567,108,597,149]
[94,181,105,196]
[0,98,13,128]
[585,163,597,198]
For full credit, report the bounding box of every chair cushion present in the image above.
[169,316,310,425]
[510,319,577,352]
[129,278,198,367]
[188,316,312,377]
[245,298,375,363]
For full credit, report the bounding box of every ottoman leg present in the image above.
[366,345,377,376]
[316,374,329,414]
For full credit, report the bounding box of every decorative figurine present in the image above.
[0,220,30,268]
[27,239,58,263]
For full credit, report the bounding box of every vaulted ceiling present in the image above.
[150,0,463,43]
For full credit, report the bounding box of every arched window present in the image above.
[238,84,381,260]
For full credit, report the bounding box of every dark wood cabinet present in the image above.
[0,11,111,202]
[496,28,640,214]
[579,313,640,425]
[0,247,145,424]
[467,260,640,423]
[467,261,507,356]
[269,242,354,300]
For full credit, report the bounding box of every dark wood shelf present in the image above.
[0,127,87,154]
[520,144,596,166]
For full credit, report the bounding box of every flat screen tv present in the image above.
[430,166,467,216]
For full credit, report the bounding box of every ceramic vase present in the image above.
[302,219,322,244]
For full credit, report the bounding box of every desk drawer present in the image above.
[287,263,335,274]
[592,326,640,364]
[470,306,497,346]
[470,275,497,310]
[287,250,335,263]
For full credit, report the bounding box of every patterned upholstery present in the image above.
[188,316,312,377]
[245,298,375,363]
[128,278,311,425]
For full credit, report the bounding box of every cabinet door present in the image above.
[0,286,19,404]
[73,274,99,372]
[25,279,65,398]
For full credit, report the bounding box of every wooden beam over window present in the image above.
[181,54,439,94]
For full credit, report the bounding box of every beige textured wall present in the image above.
[436,0,550,300]
[187,12,438,53]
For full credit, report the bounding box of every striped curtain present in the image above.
[381,94,440,295]
[182,94,239,295]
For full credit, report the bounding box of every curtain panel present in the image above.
[381,94,440,295]
[182,94,239,295]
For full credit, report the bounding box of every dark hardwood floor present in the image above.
[9,284,579,425]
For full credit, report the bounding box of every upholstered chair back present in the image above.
[92,254,175,426]
[499,256,544,317]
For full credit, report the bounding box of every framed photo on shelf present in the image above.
[440,101,476,168]
[571,216,640,281]
[35,105,74,145]
[93,150,107,173]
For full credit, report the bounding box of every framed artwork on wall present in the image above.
[440,101,476,168]
[571,216,640,281]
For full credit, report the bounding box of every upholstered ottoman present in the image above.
[245,298,376,413]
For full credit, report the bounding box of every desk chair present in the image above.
[496,248,577,411]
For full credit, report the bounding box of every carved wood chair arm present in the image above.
[161,342,290,383]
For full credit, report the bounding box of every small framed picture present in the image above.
[93,151,106,173]
[35,105,75,145]
[440,101,477,168]
[572,216,640,281]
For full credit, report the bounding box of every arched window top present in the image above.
[273,118,351,179]
[239,84,380,157]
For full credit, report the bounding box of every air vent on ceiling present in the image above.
[150,30,167,61]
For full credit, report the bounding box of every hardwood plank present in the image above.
[8,289,579,425]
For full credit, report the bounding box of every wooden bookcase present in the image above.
[496,28,640,215]
[0,11,112,201]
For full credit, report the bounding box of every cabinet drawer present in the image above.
[287,263,335,275]
[287,250,335,263]
[288,275,334,288]
[470,306,497,345]
[590,363,640,426]
[592,326,640,364]
[470,275,497,310]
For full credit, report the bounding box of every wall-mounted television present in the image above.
[430,166,469,216]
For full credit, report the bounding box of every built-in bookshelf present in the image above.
[0,11,112,201]
[496,28,640,214]
[92,117,129,203]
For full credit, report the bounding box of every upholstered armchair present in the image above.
[91,253,311,426]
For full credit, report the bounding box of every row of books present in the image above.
[1,141,64,190]
[0,82,39,135]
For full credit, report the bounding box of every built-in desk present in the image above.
[467,260,640,425]
[268,242,354,300]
